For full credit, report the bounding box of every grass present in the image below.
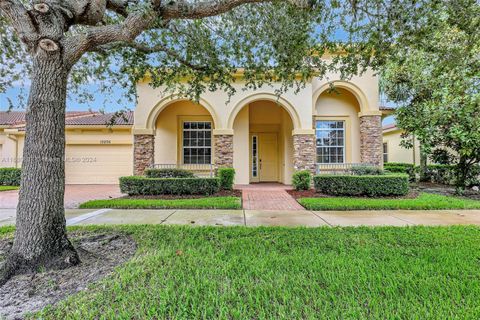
[0,186,19,192]
[9,225,477,319]
[298,192,480,211]
[79,196,242,209]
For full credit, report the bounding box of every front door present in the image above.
[258,133,278,182]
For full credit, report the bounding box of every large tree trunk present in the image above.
[1,54,79,285]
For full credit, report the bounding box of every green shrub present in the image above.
[423,164,456,185]
[384,163,416,181]
[350,166,384,176]
[119,176,220,196]
[144,168,195,178]
[292,170,311,190]
[217,168,235,190]
[313,174,409,197]
[0,168,21,186]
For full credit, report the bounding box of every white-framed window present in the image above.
[315,120,345,164]
[251,135,258,178]
[182,121,212,164]
[383,142,388,163]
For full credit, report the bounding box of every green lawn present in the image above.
[7,225,476,318]
[79,196,242,209]
[298,192,480,211]
[0,186,19,192]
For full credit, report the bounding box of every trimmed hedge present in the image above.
[292,170,311,191]
[218,168,235,190]
[384,163,416,181]
[349,166,384,176]
[144,168,195,178]
[0,168,21,186]
[314,174,409,197]
[119,176,220,196]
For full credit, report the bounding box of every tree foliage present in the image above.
[381,0,480,189]
[1,0,443,107]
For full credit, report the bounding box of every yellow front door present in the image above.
[259,133,278,182]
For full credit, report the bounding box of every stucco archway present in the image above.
[312,81,369,115]
[226,93,301,130]
[145,95,220,131]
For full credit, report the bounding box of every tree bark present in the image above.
[1,52,79,285]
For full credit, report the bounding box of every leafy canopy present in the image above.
[381,0,480,187]
[0,0,445,109]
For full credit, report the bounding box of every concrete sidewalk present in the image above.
[1,208,480,227]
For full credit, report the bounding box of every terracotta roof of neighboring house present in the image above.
[0,111,134,127]
[382,123,399,132]
[379,105,396,111]
[0,111,28,126]
[64,111,134,125]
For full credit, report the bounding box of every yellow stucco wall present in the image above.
[315,88,361,163]
[233,105,250,184]
[382,128,421,165]
[154,100,214,165]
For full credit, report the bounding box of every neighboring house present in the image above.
[0,111,133,184]
[382,123,421,165]
[1,69,392,185]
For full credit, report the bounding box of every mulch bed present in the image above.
[418,182,480,200]
[122,189,242,200]
[0,231,136,319]
[286,189,420,200]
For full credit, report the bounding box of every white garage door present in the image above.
[65,145,132,184]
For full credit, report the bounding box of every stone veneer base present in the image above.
[133,134,155,175]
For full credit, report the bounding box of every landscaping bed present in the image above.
[0,228,136,319]
[123,189,241,199]
[1,225,477,319]
[287,189,419,200]
[298,192,480,211]
[80,196,242,209]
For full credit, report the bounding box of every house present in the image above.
[0,111,133,184]
[382,123,421,165]
[1,69,391,185]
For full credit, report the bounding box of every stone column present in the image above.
[133,134,155,175]
[359,114,383,166]
[293,133,316,175]
[214,134,234,168]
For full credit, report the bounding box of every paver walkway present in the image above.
[237,183,305,210]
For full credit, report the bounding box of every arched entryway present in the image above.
[231,100,296,184]
[133,99,219,176]
[153,100,216,167]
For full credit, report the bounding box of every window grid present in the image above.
[182,121,212,164]
[315,120,345,164]
[252,135,258,177]
[383,142,388,163]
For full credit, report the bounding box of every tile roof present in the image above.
[0,111,27,126]
[0,111,134,127]
[379,105,396,111]
[382,123,398,131]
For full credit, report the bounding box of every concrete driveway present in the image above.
[0,184,123,209]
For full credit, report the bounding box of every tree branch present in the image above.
[94,41,208,71]
[0,0,39,45]
[161,0,273,20]
[106,0,134,17]
[63,11,157,67]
